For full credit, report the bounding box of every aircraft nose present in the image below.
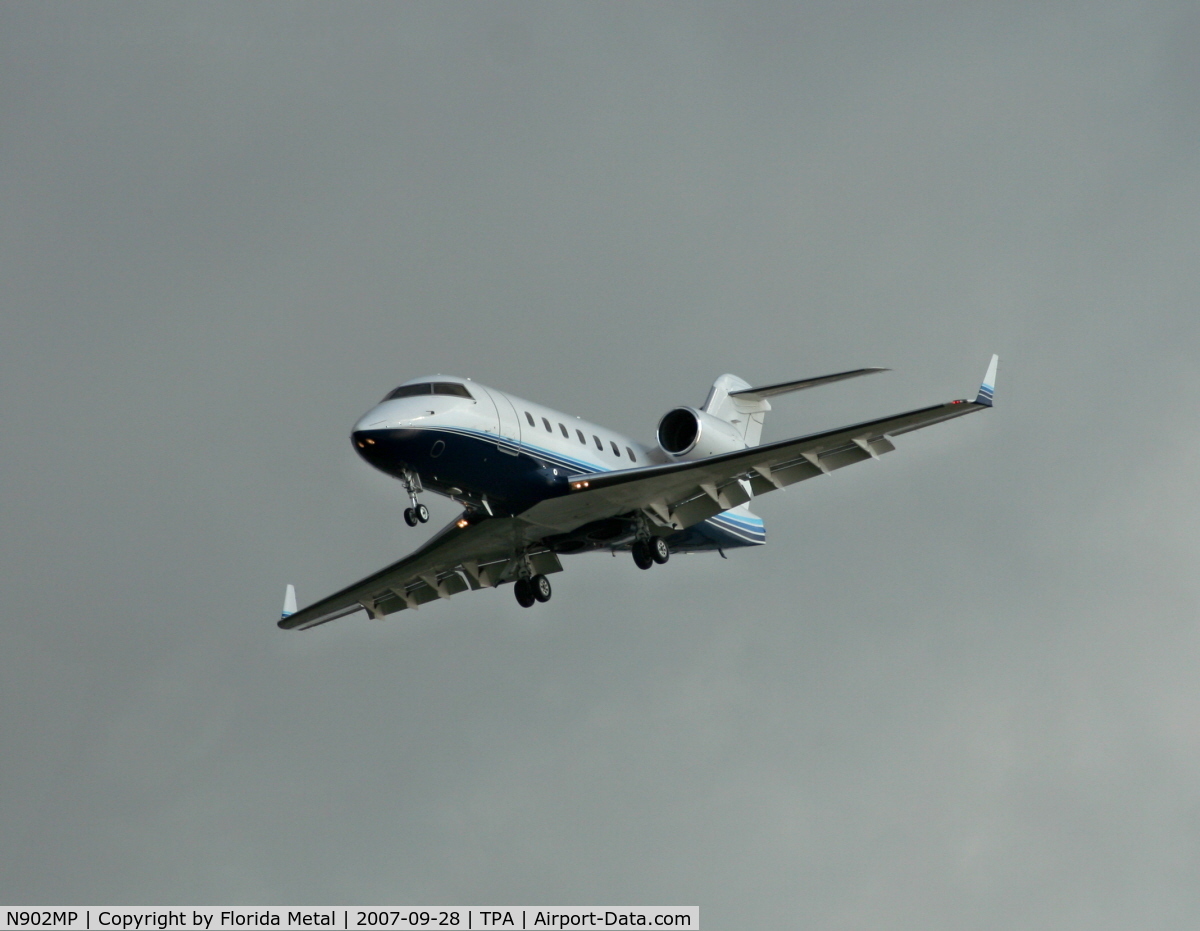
[353,406,389,433]
[351,429,393,470]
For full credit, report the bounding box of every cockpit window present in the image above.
[383,382,473,402]
[383,383,431,401]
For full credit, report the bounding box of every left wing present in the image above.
[278,515,562,630]
[521,355,998,535]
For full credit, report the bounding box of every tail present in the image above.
[702,367,888,446]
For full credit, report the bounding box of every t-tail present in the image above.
[701,367,889,446]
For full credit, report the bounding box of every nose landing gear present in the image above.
[403,503,430,527]
[401,471,430,527]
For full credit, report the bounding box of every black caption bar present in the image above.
[1,908,698,931]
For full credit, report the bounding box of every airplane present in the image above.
[278,355,998,630]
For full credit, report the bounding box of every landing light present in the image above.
[366,438,376,445]
[571,480,590,490]
[456,518,470,529]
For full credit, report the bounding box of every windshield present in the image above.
[382,382,473,402]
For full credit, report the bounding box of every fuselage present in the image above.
[349,375,765,552]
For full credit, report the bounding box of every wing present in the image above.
[278,515,562,630]
[521,356,998,535]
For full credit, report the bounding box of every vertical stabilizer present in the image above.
[282,584,297,620]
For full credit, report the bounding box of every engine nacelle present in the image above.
[656,406,747,461]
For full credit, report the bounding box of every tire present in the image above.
[649,536,670,565]
[514,578,536,608]
[531,574,552,602]
[403,507,418,527]
[416,503,430,523]
[632,540,654,570]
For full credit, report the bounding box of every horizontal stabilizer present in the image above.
[730,367,888,400]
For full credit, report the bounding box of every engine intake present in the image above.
[656,406,746,460]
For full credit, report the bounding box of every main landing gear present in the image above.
[513,574,552,608]
[631,536,670,570]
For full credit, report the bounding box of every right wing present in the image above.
[278,515,561,630]
[520,355,998,534]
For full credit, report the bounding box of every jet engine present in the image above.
[656,406,747,461]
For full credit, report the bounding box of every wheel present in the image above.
[416,503,430,523]
[531,574,552,602]
[403,507,418,527]
[632,540,654,570]
[649,536,670,565]
[514,577,536,608]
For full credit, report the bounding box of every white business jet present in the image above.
[279,356,998,630]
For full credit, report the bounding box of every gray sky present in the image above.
[3,2,1199,926]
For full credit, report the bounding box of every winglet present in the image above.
[974,354,998,407]
[282,584,297,620]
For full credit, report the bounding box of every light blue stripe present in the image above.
[403,426,768,540]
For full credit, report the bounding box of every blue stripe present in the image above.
[700,519,766,546]
[426,424,615,474]
[708,514,766,535]
[712,512,765,529]
[401,425,768,544]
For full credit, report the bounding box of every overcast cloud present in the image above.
[3,3,1200,927]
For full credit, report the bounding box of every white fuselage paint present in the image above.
[351,375,766,548]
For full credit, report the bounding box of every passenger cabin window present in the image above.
[626,447,637,462]
[542,417,552,432]
[577,429,586,444]
[559,423,569,438]
[593,435,603,451]
[611,441,620,457]
[525,411,535,427]
[383,382,473,401]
